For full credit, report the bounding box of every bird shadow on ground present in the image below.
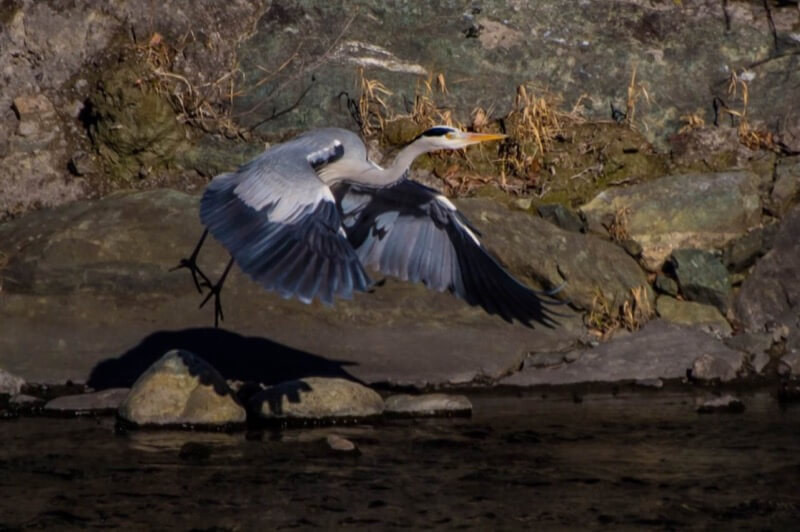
[87,327,361,390]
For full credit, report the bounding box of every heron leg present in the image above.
[170,229,212,293]
[199,257,235,328]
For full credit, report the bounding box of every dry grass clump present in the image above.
[586,285,652,338]
[607,202,631,242]
[717,69,780,151]
[623,64,652,131]
[134,32,247,139]
[355,68,394,138]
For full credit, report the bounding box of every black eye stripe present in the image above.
[412,126,455,142]
[423,127,453,137]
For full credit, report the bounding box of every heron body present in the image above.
[194,126,560,327]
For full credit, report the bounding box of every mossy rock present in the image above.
[537,122,669,207]
[86,58,187,181]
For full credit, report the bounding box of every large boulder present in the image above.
[735,204,800,331]
[118,350,246,427]
[457,198,654,313]
[0,189,585,388]
[656,296,732,338]
[249,377,384,421]
[580,171,762,270]
[501,320,746,386]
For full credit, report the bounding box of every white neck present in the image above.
[357,139,431,187]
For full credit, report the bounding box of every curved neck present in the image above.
[358,139,430,187]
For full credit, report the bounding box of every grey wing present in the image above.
[200,134,371,304]
[333,180,561,327]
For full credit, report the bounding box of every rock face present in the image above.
[0,1,265,220]
[502,320,746,386]
[384,393,472,417]
[667,249,732,314]
[458,198,653,313]
[118,350,246,427]
[656,296,732,338]
[770,157,800,217]
[234,2,800,150]
[735,204,800,331]
[0,189,585,388]
[580,172,762,270]
[249,377,384,420]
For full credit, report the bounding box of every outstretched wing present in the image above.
[333,180,560,327]
[200,132,371,304]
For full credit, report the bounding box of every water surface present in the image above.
[1,391,798,530]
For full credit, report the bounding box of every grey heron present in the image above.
[175,125,562,327]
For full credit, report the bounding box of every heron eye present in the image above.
[445,132,455,140]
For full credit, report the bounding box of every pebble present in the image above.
[326,434,358,452]
[634,378,664,389]
[384,393,472,417]
[695,394,745,414]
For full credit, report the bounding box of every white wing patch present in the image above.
[436,195,481,245]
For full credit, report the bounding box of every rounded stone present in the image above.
[384,393,472,417]
[249,377,384,420]
[326,434,357,452]
[118,350,246,427]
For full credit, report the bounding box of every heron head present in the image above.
[415,125,507,151]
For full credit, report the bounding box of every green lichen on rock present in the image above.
[85,58,186,182]
[536,123,669,207]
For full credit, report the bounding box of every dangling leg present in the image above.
[200,257,235,328]
[171,229,212,293]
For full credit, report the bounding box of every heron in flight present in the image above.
[176,125,562,327]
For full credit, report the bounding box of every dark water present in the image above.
[1,391,798,530]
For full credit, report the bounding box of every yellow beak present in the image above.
[464,132,507,144]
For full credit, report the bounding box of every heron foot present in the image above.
[199,257,235,328]
[170,229,211,293]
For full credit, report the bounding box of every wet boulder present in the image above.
[580,171,761,271]
[384,393,472,417]
[249,377,384,421]
[118,350,246,427]
[45,388,130,414]
[667,249,731,314]
[735,204,800,331]
[656,296,732,338]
